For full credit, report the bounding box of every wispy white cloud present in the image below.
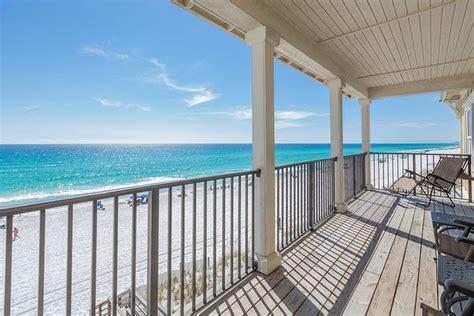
[149,72,205,93]
[207,107,319,129]
[275,120,305,129]
[81,45,130,61]
[207,108,252,120]
[92,97,151,112]
[24,104,41,112]
[184,90,218,107]
[81,46,108,57]
[375,121,440,129]
[127,103,151,112]
[113,53,129,60]
[148,58,165,68]
[275,111,323,120]
[146,58,219,106]
[92,97,122,107]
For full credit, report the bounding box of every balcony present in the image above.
[1,152,472,315]
[2,0,474,313]
[199,189,472,315]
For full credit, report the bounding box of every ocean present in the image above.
[0,143,458,207]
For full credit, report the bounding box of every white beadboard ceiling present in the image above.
[172,0,474,99]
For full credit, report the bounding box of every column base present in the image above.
[366,184,374,190]
[256,251,282,275]
[335,202,348,213]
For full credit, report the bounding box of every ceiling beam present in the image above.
[369,74,474,99]
[230,0,369,98]
[358,58,474,80]
[317,1,455,44]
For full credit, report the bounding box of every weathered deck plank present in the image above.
[391,202,423,315]
[415,208,438,315]
[366,200,415,315]
[195,191,474,316]
[343,196,407,314]
[298,191,388,315]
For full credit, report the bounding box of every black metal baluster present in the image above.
[180,185,185,314]
[237,176,242,279]
[230,177,234,285]
[245,175,249,272]
[203,181,208,305]
[213,179,217,297]
[192,182,197,312]
[167,188,172,314]
[251,173,256,269]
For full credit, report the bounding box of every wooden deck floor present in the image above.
[197,190,474,315]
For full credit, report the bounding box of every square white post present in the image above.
[245,26,281,275]
[460,112,465,154]
[471,103,474,158]
[328,78,347,213]
[360,98,372,189]
[456,100,466,155]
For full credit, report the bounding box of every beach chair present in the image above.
[441,279,474,315]
[431,213,474,261]
[421,290,474,316]
[437,254,474,315]
[420,303,446,316]
[421,294,474,315]
[387,157,469,207]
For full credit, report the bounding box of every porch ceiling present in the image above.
[172,0,474,99]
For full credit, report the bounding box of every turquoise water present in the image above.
[0,143,458,206]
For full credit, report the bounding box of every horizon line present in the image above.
[0,141,460,146]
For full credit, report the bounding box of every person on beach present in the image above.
[97,200,105,210]
[12,227,19,241]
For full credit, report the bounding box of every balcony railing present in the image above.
[344,153,366,202]
[5,150,468,315]
[370,152,472,201]
[275,157,336,251]
[0,169,259,315]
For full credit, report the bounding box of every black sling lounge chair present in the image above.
[431,212,474,261]
[387,157,469,207]
[421,286,474,316]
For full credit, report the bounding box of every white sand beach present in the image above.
[0,182,254,315]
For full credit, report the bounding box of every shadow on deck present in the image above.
[197,190,474,315]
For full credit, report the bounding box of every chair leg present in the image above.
[462,298,474,316]
[427,185,436,207]
[417,185,434,207]
[443,189,456,208]
[440,288,452,314]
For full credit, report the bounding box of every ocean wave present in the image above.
[0,176,182,204]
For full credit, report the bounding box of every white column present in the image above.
[245,26,281,275]
[328,78,347,213]
[360,98,373,189]
[471,103,474,158]
[460,111,466,154]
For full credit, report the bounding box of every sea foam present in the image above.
[0,176,181,204]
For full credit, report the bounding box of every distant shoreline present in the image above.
[0,142,460,145]
[0,143,460,207]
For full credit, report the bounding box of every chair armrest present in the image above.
[437,226,469,236]
[454,218,474,228]
[445,278,474,298]
[405,169,425,179]
[455,236,474,245]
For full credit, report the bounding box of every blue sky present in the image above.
[1,0,459,144]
